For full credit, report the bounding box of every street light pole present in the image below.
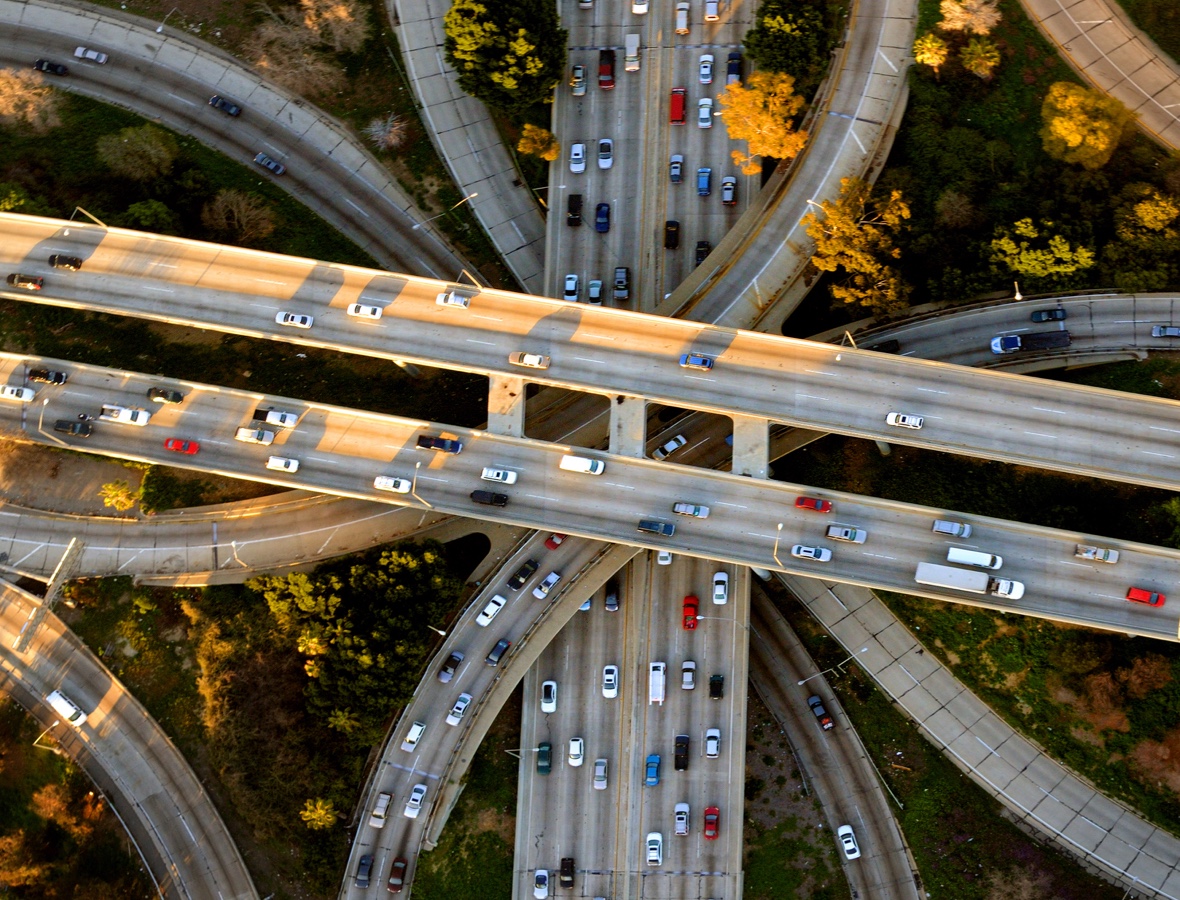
[412,192,478,231]
[1014,281,1023,302]
[797,647,868,685]
[156,7,180,32]
[411,461,433,509]
[32,720,59,750]
[425,625,446,637]
[772,522,784,566]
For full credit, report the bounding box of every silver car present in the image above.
[569,142,586,174]
[593,757,608,790]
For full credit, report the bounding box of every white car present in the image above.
[632,0,649,11]
[446,692,472,726]
[435,290,470,308]
[275,311,313,329]
[705,727,720,758]
[562,274,580,302]
[837,824,861,859]
[0,385,34,402]
[234,426,275,445]
[481,466,518,484]
[681,660,696,690]
[265,456,299,473]
[532,571,562,599]
[712,571,729,605]
[652,434,687,461]
[568,737,585,767]
[885,412,924,430]
[400,719,426,752]
[593,757,608,790]
[699,53,714,84]
[368,792,391,828]
[597,138,613,169]
[698,97,714,128]
[541,679,557,713]
[374,475,411,493]
[602,664,619,698]
[403,783,427,819]
[646,832,663,866]
[792,545,833,562]
[534,869,549,899]
[656,550,673,565]
[74,46,108,64]
[346,303,382,319]
[508,352,550,370]
[475,594,507,626]
[674,802,690,835]
[569,142,587,173]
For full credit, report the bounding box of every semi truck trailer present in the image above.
[915,562,1024,599]
[990,331,1071,354]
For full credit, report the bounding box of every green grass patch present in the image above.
[1112,0,1180,61]
[744,816,842,899]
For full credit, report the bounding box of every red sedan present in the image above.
[682,595,699,630]
[545,533,567,550]
[163,437,199,455]
[795,496,832,513]
[703,807,719,839]
[387,857,408,892]
[1127,587,1165,607]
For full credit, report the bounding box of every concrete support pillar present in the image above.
[609,396,648,457]
[730,414,769,478]
[487,375,526,437]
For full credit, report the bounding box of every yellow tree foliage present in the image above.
[718,71,807,176]
[1134,191,1180,232]
[961,37,1001,80]
[99,480,138,512]
[517,123,560,161]
[939,0,1001,35]
[913,33,949,77]
[990,218,1095,277]
[301,797,337,829]
[1040,82,1133,170]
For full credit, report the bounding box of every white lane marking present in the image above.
[144,286,175,294]
[746,533,776,540]
[716,502,747,509]
[417,475,449,483]
[168,94,198,107]
[863,553,898,561]
[472,315,501,322]
[796,394,829,402]
[602,482,634,490]
[1142,451,1175,459]
[685,375,716,383]
[585,334,618,341]
[574,357,606,364]
[1023,431,1057,439]
[916,387,947,394]
[309,456,336,463]
[345,198,370,218]
[466,339,495,346]
[526,494,558,501]
[255,279,287,286]
[150,262,178,269]
[802,369,839,378]
[1149,425,1180,434]
[1032,407,1067,415]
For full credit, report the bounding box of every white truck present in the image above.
[253,407,299,428]
[826,524,867,543]
[915,562,1024,600]
[648,662,666,705]
[99,404,151,426]
[1075,544,1120,564]
[234,426,275,445]
[624,34,641,71]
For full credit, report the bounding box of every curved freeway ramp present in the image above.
[0,580,256,900]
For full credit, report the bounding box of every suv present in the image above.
[586,280,603,304]
[598,49,615,90]
[709,674,724,699]
[29,369,67,385]
[507,559,539,590]
[694,241,711,266]
[33,59,68,76]
[559,858,575,889]
[721,176,737,205]
[696,167,711,196]
[53,419,91,437]
[6,274,43,291]
[674,734,690,770]
[664,220,680,249]
[670,154,683,183]
[726,51,742,85]
[808,695,834,730]
[567,193,583,226]
[48,254,82,270]
[437,651,464,683]
[613,267,631,301]
[470,490,508,507]
[417,434,463,454]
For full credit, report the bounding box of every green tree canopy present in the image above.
[1040,82,1133,170]
[742,0,828,91]
[444,0,567,114]
[96,124,179,181]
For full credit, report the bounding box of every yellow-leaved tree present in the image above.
[1040,82,1133,170]
[717,71,808,175]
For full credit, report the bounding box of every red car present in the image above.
[387,857,408,893]
[163,437,199,455]
[545,533,567,550]
[795,496,832,513]
[682,595,699,630]
[703,807,719,839]
[1127,587,1165,607]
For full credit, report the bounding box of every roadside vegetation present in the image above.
[1113,0,1180,60]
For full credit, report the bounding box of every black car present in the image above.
[674,734,690,771]
[147,387,185,404]
[808,694,834,730]
[48,255,82,271]
[253,152,286,175]
[437,651,464,684]
[354,854,373,888]
[664,220,680,249]
[53,420,92,437]
[604,577,619,612]
[33,59,68,76]
[726,51,742,85]
[566,193,582,226]
[695,240,711,266]
[208,95,242,117]
[6,274,43,291]
[507,559,539,591]
[559,857,575,888]
[709,673,724,699]
[470,489,508,507]
[1031,307,1067,323]
[29,369,67,385]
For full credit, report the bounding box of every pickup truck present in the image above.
[253,407,298,428]
[99,404,150,426]
[1075,544,1120,564]
[826,524,867,544]
[416,435,463,454]
[234,427,275,445]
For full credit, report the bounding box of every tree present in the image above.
[1040,81,1133,170]
[717,71,807,175]
[245,9,345,99]
[443,0,567,114]
[99,480,138,512]
[300,0,370,54]
[939,0,1001,35]
[96,124,179,181]
[516,123,560,161]
[803,176,912,316]
[363,113,410,151]
[990,218,1096,278]
[742,0,828,91]
[913,33,949,79]
[121,199,180,235]
[0,68,61,133]
[201,190,276,244]
[300,797,336,829]
[960,37,1000,80]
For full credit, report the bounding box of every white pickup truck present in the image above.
[1075,544,1120,564]
[99,404,151,426]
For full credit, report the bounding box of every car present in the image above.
[709,673,724,699]
[0,386,34,402]
[712,572,728,604]
[265,456,299,473]
[475,594,507,627]
[837,824,861,859]
[6,274,43,291]
[664,219,680,249]
[674,802,690,835]
[604,578,620,611]
[74,47,108,64]
[374,475,411,493]
[674,733,690,770]
[721,176,737,205]
[53,420,91,437]
[486,637,511,666]
[355,854,373,888]
[682,595,699,629]
[47,254,82,271]
[694,241,711,266]
[562,274,580,302]
[826,524,867,543]
[481,467,518,485]
[28,369,67,384]
[672,502,709,518]
[1031,307,1067,322]
[808,695,834,730]
[568,737,584,766]
[508,352,550,370]
[545,533,567,550]
[508,559,539,590]
[681,660,696,690]
[1127,587,1165,606]
[652,434,687,461]
[346,303,382,319]
[387,857,408,893]
[646,832,663,866]
[597,138,614,169]
[570,64,587,96]
[792,544,832,562]
[558,858,575,889]
[1152,325,1180,337]
[208,95,242,116]
[679,352,713,370]
[885,412,924,430]
[400,720,426,752]
[532,571,562,599]
[585,278,604,305]
[537,741,552,774]
[569,142,586,173]
[163,437,199,455]
[234,427,274,445]
[437,651,464,683]
[726,51,742,84]
[699,53,714,83]
[470,487,508,506]
[670,154,684,183]
[638,518,674,536]
[147,387,185,404]
[435,290,470,308]
[697,166,711,196]
[705,727,720,758]
[254,152,285,175]
[632,0,649,11]
[645,754,661,786]
[602,664,619,698]
[540,679,557,713]
[705,0,720,19]
[657,550,673,565]
[370,793,393,829]
[704,807,720,839]
[403,783,427,818]
[275,311,313,329]
[796,496,832,513]
[533,869,549,899]
[595,202,610,233]
[446,692,473,726]
[598,48,616,89]
[593,757,608,790]
[1075,544,1120,564]
[33,59,67,76]
[698,97,714,127]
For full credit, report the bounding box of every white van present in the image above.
[947,547,1002,569]
[625,34,641,71]
[46,689,87,727]
[932,519,972,538]
[649,662,667,705]
[675,1,690,34]
[559,454,605,475]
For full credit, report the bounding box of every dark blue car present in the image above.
[595,202,610,233]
